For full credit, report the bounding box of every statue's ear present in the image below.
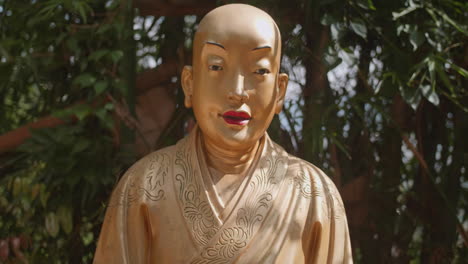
[275,73,289,114]
[181,66,194,108]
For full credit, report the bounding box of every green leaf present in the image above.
[71,104,93,120]
[95,107,114,130]
[114,79,127,95]
[392,5,420,20]
[409,31,425,50]
[367,0,376,10]
[339,50,356,65]
[104,102,114,111]
[324,54,342,70]
[320,13,337,26]
[427,58,437,98]
[105,0,120,10]
[39,186,49,208]
[430,7,468,36]
[94,80,108,95]
[12,178,22,197]
[329,134,351,159]
[108,50,124,64]
[45,212,59,237]
[89,50,109,61]
[447,61,468,78]
[82,231,94,246]
[420,84,440,106]
[57,206,73,234]
[400,85,421,110]
[435,66,455,94]
[350,19,367,39]
[76,3,88,24]
[356,0,376,11]
[71,139,90,154]
[96,24,112,35]
[52,108,75,120]
[73,73,96,87]
[66,38,79,52]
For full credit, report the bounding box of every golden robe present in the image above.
[94,127,353,263]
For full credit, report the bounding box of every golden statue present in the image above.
[94,4,352,263]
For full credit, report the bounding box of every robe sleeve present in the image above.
[93,159,151,264]
[330,192,353,264]
[328,189,353,264]
[304,166,353,264]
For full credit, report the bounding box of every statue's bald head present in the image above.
[192,4,282,69]
[181,4,288,151]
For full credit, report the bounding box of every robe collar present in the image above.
[173,126,289,262]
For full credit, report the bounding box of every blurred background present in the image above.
[0,0,467,263]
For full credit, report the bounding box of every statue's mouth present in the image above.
[221,111,252,125]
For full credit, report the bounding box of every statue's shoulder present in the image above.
[286,154,346,218]
[126,144,176,179]
[108,144,177,207]
[285,154,332,189]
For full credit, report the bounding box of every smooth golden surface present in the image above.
[181,4,288,175]
[94,4,352,263]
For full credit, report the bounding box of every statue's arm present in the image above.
[302,165,353,264]
[326,178,353,264]
[93,160,151,264]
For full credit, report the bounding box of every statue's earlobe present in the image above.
[181,66,194,108]
[275,73,289,114]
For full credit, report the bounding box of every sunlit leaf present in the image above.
[392,5,420,20]
[430,7,468,36]
[350,19,367,39]
[448,61,468,78]
[420,84,440,106]
[409,31,425,50]
[320,13,337,26]
[45,212,59,237]
[57,206,73,235]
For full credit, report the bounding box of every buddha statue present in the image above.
[94,4,352,263]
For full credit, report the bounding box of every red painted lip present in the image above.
[221,111,251,125]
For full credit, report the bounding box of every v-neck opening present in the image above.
[195,129,266,223]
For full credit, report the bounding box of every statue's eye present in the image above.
[208,65,223,71]
[254,68,270,75]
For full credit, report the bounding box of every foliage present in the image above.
[0,0,133,262]
[0,0,467,263]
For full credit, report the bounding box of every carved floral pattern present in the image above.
[184,199,218,242]
[109,152,169,207]
[190,143,287,264]
[175,141,219,246]
[127,152,169,203]
[204,227,248,259]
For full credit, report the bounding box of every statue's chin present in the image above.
[199,125,264,152]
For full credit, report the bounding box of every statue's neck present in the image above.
[201,136,260,175]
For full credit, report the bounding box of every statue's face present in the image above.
[182,4,288,151]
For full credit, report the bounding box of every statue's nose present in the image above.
[228,73,249,104]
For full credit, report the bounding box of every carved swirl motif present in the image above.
[175,143,219,246]
[127,152,169,204]
[191,154,286,264]
[292,170,345,220]
[291,171,316,199]
[109,152,169,207]
[324,177,345,220]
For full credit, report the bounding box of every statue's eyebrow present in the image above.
[252,45,271,51]
[205,41,225,50]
